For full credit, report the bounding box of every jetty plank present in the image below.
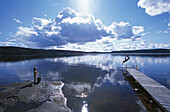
[127,68,170,112]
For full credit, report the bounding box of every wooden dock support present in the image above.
[127,68,170,112]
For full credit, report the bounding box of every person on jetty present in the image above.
[33,67,38,84]
[122,55,130,65]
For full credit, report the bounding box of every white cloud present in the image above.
[141,32,149,36]
[108,21,140,40]
[138,0,170,16]
[13,7,142,49]
[168,23,170,26]
[32,17,53,30]
[164,31,168,33]
[15,26,38,37]
[132,26,144,34]
[61,16,92,24]
[158,30,169,33]
[157,31,162,33]
[13,18,22,24]
[56,7,77,20]
[0,42,15,46]
[44,14,47,17]
[0,32,2,34]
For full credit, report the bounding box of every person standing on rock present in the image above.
[33,67,38,84]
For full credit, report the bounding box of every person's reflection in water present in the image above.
[122,71,127,83]
[122,55,130,65]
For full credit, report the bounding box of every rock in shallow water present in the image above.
[0,81,71,112]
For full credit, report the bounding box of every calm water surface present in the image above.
[0,54,170,112]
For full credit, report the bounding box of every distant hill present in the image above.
[111,49,170,53]
[0,46,87,57]
[0,46,170,62]
[0,46,90,62]
[0,46,170,57]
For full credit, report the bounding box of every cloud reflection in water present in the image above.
[0,54,170,111]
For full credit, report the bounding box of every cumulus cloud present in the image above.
[109,22,132,38]
[14,18,64,48]
[59,13,109,43]
[108,22,141,40]
[15,27,38,37]
[132,26,144,34]
[13,7,142,49]
[138,0,170,16]
[13,18,22,24]
[13,8,113,48]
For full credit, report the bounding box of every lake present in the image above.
[0,54,170,112]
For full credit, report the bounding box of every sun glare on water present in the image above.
[81,100,88,112]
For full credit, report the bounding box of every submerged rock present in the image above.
[0,81,71,112]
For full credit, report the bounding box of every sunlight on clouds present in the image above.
[71,0,90,13]
[61,16,92,24]
[80,0,90,12]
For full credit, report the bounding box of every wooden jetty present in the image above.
[127,68,170,112]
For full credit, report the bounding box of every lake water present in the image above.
[0,54,170,112]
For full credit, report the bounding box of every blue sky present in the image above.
[0,0,170,51]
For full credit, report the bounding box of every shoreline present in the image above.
[0,81,71,112]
